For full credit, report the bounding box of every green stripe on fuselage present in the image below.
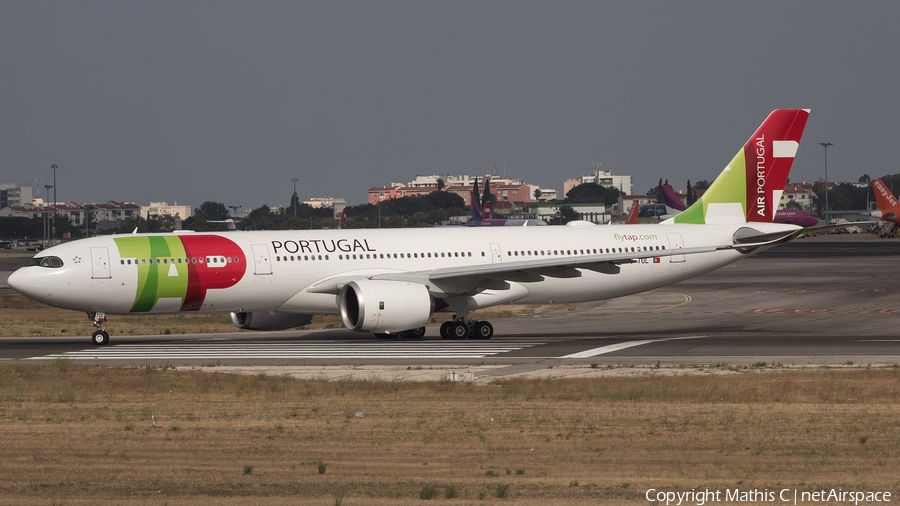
[114,236,189,312]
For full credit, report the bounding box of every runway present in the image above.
[2,236,900,376]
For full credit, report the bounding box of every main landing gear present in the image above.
[439,319,494,340]
[375,327,427,339]
[88,312,110,346]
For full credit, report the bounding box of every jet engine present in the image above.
[339,280,433,333]
[230,311,314,331]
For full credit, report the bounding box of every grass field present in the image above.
[1,363,899,505]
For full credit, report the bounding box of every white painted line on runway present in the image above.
[26,340,544,361]
[561,335,710,358]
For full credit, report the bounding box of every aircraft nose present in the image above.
[6,268,27,295]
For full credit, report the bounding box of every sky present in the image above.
[2,1,899,211]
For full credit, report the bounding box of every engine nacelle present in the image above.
[339,280,433,333]
[230,311,314,331]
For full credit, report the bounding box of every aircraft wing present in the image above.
[305,229,800,296]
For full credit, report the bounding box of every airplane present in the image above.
[658,183,818,227]
[610,199,640,224]
[870,178,900,223]
[8,109,811,346]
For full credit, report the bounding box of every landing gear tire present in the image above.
[375,332,398,339]
[449,321,468,339]
[91,330,110,346]
[472,321,493,339]
[439,321,452,339]
[400,327,426,339]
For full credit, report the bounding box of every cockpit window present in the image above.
[27,256,64,268]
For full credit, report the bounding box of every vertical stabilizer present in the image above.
[872,178,900,223]
[670,109,809,225]
[624,199,640,224]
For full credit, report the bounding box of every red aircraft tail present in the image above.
[872,178,900,223]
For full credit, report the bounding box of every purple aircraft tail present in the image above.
[660,184,687,212]
[471,190,483,222]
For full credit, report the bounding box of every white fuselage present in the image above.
[8,222,796,316]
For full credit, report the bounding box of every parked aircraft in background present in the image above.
[871,178,900,224]
[611,199,640,224]
[9,109,811,346]
[658,183,818,227]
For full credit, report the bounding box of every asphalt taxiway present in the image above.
[2,236,899,378]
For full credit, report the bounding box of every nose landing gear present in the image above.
[87,312,110,345]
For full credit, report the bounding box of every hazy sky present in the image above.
[3,1,899,210]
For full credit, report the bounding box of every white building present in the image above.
[408,174,528,188]
[563,164,633,198]
[303,196,346,209]
[141,201,192,220]
[0,183,34,209]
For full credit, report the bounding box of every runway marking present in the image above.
[560,335,709,358]
[26,340,544,361]
[777,288,893,293]
[747,308,835,313]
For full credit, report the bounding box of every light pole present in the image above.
[228,205,241,217]
[51,164,57,244]
[291,178,299,218]
[43,184,53,244]
[818,142,833,223]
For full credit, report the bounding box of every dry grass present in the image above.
[1,363,899,505]
[0,295,561,337]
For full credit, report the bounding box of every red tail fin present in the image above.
[624,199,640,224]
[872,179,900,223]
[483,201,492,219]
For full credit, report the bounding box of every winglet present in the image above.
[670,109,810,225]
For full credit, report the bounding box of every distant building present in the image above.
[407,174,528,188]
[535,188,558,202]
[0,200,140,231]
[0,183,34,209]
[303,196,346,209]
[367,185,435,205]
[369,174,542,206]
[141,201,191,220]
[614,195,656,216]
[563,164,633,198]
[782,183,816,211]
[525,202,610,224]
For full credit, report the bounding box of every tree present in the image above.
[481,177,494,208]
[534,188,542,200]
[694,180,711,190]
[656,178,664,203]
[565,183,623,207]
[422,191,464,210]
[436,178,445,192]
[558,205,579,224]
[686,180,696,206]
[194,201,230,221]
[289,191,300,216]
